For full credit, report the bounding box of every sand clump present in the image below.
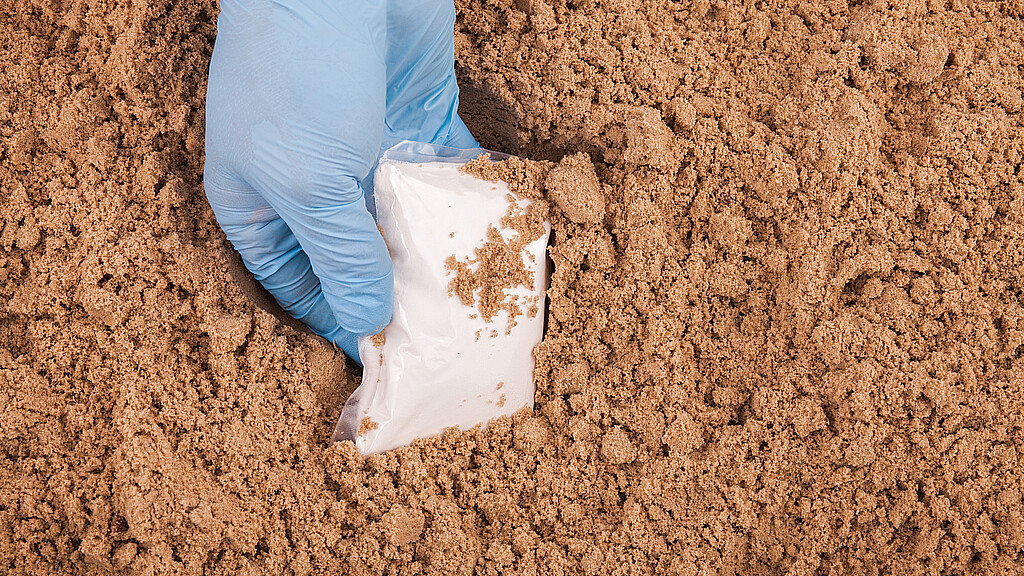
[380,506,426,548]
[3,1,1024,575]
[544,152,605,224]
[445,154,549,326]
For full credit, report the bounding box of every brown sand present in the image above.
[448,154,549,326]
[2,0,1024,575]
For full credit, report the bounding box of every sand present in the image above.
[446,154,548,325]
[2,0,1024,574]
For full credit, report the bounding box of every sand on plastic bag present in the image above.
[2,0,1024,575]
[335,152,549,453]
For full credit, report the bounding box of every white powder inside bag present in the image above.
[331,148,550,454]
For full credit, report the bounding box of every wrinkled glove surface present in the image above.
[204,0,477,362]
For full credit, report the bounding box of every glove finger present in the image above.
[254,180,393,337]
[203,171,362,360]
[208,0,394,337]
[384,0,479,149]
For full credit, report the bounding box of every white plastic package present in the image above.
[331,142,550,454]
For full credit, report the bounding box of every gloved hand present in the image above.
[204,0,478,362]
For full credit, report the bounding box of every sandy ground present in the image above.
[3,0,1024,574]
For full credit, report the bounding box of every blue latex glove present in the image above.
[204,0,479,362]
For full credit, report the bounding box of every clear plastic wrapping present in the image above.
[332,142,550,454]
